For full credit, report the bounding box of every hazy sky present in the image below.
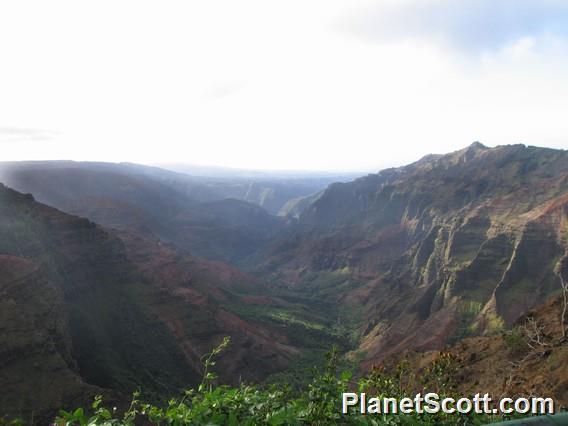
[1,0,568,171]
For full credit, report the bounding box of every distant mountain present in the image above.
[254,143,568,368]
[157,162,363,180]
[0,184,297,422]
[0,161,193,232]
[165,198,286,262]
[0,162,285,261]
[0,161,355,261]
[0,161,360,216]
[159,170,361,215]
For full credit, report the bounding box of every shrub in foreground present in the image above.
[55,339,507,425]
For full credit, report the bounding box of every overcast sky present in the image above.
[1,0,568,171]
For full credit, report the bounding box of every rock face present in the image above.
[255,144,568,368]
[0,184,296,422]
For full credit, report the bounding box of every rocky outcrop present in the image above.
[254,144,568,369]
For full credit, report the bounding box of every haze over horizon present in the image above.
[2,0,568,171]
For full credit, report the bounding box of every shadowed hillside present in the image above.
[0,184,297,422]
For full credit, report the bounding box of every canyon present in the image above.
[1,143,568,421]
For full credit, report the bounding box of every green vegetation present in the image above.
[220,273,367,395]
[223,275,362,354]
[448,301,483,344]
[503,328,528,356]
[53,339,507,426]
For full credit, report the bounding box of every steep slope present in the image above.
[452,294,568,408]
[255,143,568,368]
[0,184,296,422]
[116,230,298,381]
[383,294,568,408]
[0,255,109,423]
[278,191,323,218]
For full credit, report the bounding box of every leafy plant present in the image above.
[55,339,503,425]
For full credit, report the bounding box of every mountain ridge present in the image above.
[252,143,568,369]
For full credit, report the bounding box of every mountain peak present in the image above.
[468,141,487,150]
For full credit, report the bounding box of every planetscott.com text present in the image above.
[342,392,554,416]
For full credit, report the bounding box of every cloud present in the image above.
[337,0,568,53]
[0,127,58,143]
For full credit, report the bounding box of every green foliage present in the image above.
[0,416,25,426]
[55,340,502,426]
[224,288,357,352]
[357,354,500,426]
[503,328,528,356]
[420,352,459,394]
[199,336,231,393]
